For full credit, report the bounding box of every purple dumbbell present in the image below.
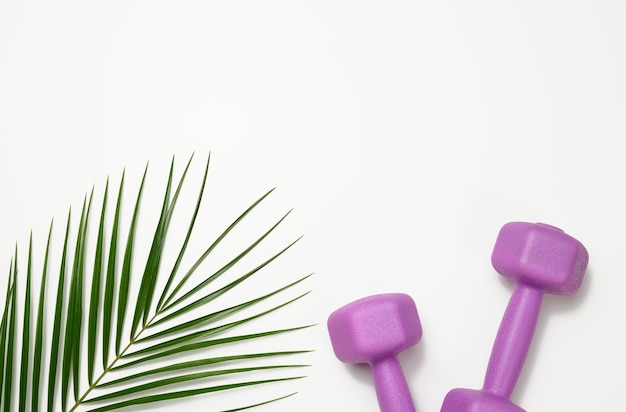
[441,222,589,412]
[328,293,421,412]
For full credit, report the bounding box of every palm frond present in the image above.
[0,154,312,411]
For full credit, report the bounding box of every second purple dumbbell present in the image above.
[441,222,589,411]
[328,294,421,412]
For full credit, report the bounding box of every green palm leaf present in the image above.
[0,154,312,411]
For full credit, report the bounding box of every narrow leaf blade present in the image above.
[3,249,18,412]
[32,221,53,412]
[100,351,309,387]
[47,211,71,412]
[0,269,13,404]
[88,181,108,384]
[130,159,174,337]
[159,234,301,327]
[156,153,210,312]
[87,365,305,402]
[102,172,123,368]
[162,187,276,308]
[18,237,33,412]
[117,325,312,370]
[115,164,148,354]
[85,377,303,412]
[145,274,312,342]
[163,214,296,316]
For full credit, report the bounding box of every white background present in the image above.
[1,1,625,411]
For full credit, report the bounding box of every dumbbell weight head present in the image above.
[328,293,422,363]
[441,389,525,412]
[491,222,588,295]
[328,293,421,412]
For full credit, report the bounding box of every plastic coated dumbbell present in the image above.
[441,222,589,412]
[328,293,421,412]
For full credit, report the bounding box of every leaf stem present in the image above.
[68,312,158,412]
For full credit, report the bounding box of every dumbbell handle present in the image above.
[371,356,416,412]
[483,283,543,399]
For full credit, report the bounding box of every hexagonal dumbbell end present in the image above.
[328,293,422,412]
[491,222,588,296]
[441,222,589,412]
